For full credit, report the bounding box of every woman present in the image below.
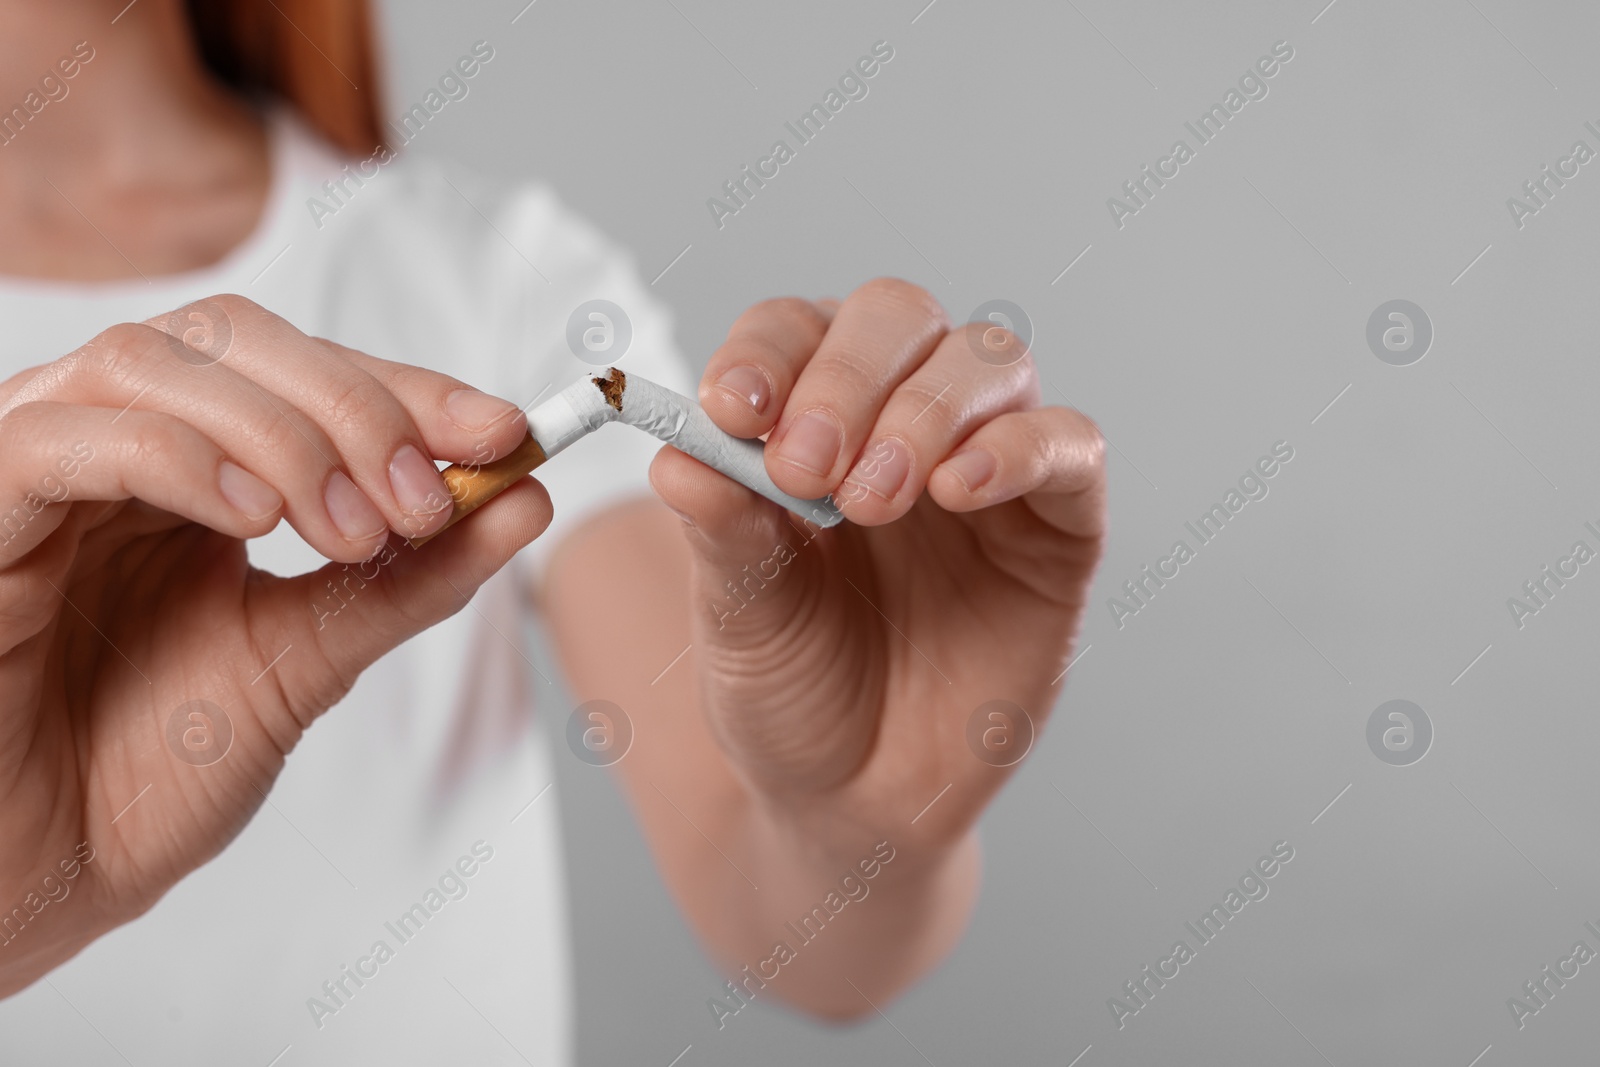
[0,0,1104,1061]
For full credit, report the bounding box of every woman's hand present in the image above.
[0,295,547,995]
[656,277,1103,840]
[546,276,1104,1017]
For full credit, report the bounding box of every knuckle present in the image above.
[319,373,395,435]
[206,293,265,321]
[739,296,830,334]
[256,406,320,465]
[1051,407,1106,470]
[1006,343,1040,386]
[1078,416,1108,470]
[852,277,949,329]
[1020,362,1044,405]
[80,322,165,385]
[0,401,42,448]
[887,378,951,423]
[90,320,158,351]
[725,299,831,366]
[378,361,439,398]
[809,347,882,397]
[125,417,180,467]
[0,363,50,409]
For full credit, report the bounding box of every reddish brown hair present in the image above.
[185,0,385,155]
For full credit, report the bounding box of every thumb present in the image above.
[648,445,836,649]
[251,476,552,723]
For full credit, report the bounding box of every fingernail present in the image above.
[444,388,522,433]
[389,444,452,536]
[777,410,842,475]
[943,448,996,492]
[218,461,281,520]
[714,365,771,415]
[324,470,388,541]
[842,439,911,502]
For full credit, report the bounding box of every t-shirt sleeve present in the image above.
[480,184,698,578]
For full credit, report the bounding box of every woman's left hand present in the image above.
[651,276,1106,853]
[543,276,1105,1016]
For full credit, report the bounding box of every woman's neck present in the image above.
[0,0,270,281]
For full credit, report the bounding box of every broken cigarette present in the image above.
[412,368,845,546]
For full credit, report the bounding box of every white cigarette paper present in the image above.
[528,369,845,529]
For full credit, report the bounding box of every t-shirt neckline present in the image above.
[0,108,309,301]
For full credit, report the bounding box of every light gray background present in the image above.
[381,1,1600,1064]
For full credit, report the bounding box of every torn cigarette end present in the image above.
[593,367,626,411]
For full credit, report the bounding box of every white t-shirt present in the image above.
[0,111,693,1065]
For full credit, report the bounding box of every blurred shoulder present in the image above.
[261,111,682,394]
[276,110,638,297]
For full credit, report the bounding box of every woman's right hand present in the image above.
[0,295,549,995]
